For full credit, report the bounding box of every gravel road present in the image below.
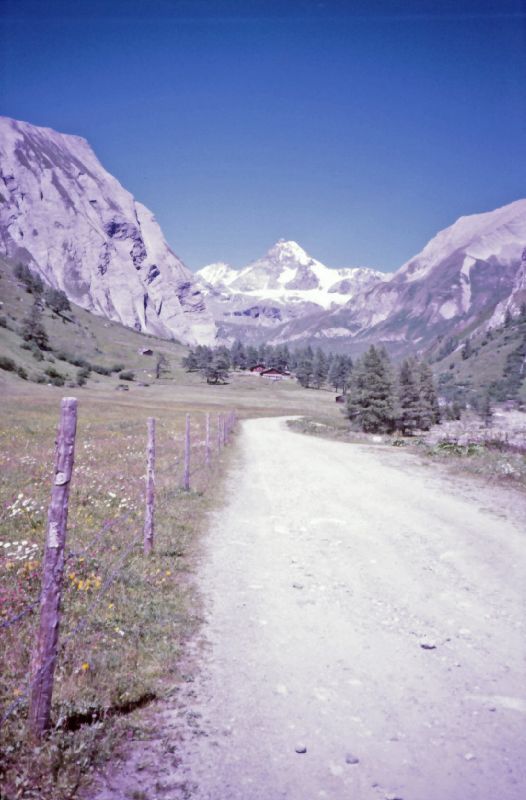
[92,416,526,800]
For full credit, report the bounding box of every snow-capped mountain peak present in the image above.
[267,239,312,266]
[197,262,238,288]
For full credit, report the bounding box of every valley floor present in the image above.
[89,417,526,800]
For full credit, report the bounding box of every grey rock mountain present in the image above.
[0,116,215,345]
[270,199,526,353]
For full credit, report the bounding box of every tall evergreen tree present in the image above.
[397,358,421,435]
[230,339,247,370]
[246,346,259,369]
[296,348,313,388]
[347,345,395,433]
[328,354,353,393]
[418,361,440,428]
[312,348,328,388]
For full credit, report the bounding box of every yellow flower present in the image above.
[165,570,171,576]
[81,662,89,671]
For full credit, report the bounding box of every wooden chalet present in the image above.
[260,368,291,380]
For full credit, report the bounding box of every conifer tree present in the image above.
[296,348,313,388]
[328,354,352,393]
[418,361,440,428]
[347,345,395,433]
[230,339,247,370]
[246,346,259,369]
[312,348,328,388]
[397,358,421,435]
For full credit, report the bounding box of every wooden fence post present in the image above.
[143,417,155,556]
[205,412,211,467]
[29,397,78,739]
[183,413,191,490]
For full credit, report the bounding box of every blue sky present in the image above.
[1,0,525,272]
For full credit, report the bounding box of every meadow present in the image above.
[0,368,337,799]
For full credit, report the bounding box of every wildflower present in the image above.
[81,662,89,671]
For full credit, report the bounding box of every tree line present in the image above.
[182,340,353,391]
[183,339,440,434]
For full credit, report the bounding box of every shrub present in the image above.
[44,286,70,314]
[111,363,125,373]
[0,315,7,328]
[31,344,44,361]
[16,366,28,380]
[118,370,135,381]
[0,355,16,372]
[14,263,44,295]
[44,366,66,386]
[76,366,91,386]
[92,364,112,376]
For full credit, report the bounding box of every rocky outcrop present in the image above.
[0,116,215,345]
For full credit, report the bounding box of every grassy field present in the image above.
[0,322,341,800]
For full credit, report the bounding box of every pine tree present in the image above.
[327,356,340,391]
[418,361,440,428]
[296,348,313,388]
[246,346,259,369]
[397,358,421,435]
[312,348,328,389]
[230,339,247,370]
[347,345,395,433]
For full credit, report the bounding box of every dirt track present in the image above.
[92,417,526,800]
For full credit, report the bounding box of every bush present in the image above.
[44,366,66,386]
[31,344,44,361]
[0,355,16,372]
[118,370,135,381]
[0,315,7,328]
[111,363,125,373]
[14,263,44,295]
[91,364,112,376]
[76,366,91,386]
[16,366,28,380]
[44,286,70,314]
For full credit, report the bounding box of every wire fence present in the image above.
[0,402,237,739]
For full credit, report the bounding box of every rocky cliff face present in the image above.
[0,116,215,345]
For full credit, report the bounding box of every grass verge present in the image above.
[287,415,526,491]
[0,393,231,799]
